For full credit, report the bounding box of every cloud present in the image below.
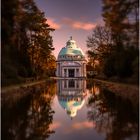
[46,17,99,30]
[72,121,96,130]
[49,122,61,130]
[73,22,96,30]
[62,18,96,30]
[47,18,61,29]
[63,121,96,134]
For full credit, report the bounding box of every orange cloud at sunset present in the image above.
[72,121,96,129]
[47,18,61,29]
[49,121,61,130]
[73,22,96,30]
[63,121,96,134]
[62,18,97,30]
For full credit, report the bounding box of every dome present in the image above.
[58,99,85,118]
[58,37,85,58]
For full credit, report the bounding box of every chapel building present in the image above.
[56,37,86,78]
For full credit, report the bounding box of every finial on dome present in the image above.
[70,36,72,40]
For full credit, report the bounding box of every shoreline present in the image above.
[1,79,46,94]
[92,78,139,105]
[1,78,138,107]
[2,77,138,92]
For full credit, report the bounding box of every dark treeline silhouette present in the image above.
[2,0,56,86]
[86,0,139,84]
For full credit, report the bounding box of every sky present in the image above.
[34,0,104,58]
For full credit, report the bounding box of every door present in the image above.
[68,69,75,77]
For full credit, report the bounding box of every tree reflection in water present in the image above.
[2,81,56,140]
[87,82,138,140]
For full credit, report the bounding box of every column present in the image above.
[83,63,85,77]
[79,67,81,77]
[76,68,79,77]
[60,63,62,77]
[81,63,84,77]
[66,68,68,77]
[66,80,68,88]
[65,69,67,77]
[84,63,86,77]
[61,63,63,77]
[58,63,60,76]
[64,68,67,77]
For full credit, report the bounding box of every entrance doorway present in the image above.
[68,69,75,77]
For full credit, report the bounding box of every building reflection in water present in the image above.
[57,79,87,118]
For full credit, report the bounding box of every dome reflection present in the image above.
[57,79,87,118]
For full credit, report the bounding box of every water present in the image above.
[2,79,138,140]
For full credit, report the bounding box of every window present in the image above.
[68,80,75,88]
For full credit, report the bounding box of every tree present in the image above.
[1,0,23,86]
[102,0,139,49]
[2,0,56,86]
[101,0,139,80]
[16,0,55,76]
[86,25,113,76]
[86,0,139,80]
[102,0,131,48]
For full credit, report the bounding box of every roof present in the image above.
[59,47,85,56]
[58,99,85,118]
[58,37,85,58]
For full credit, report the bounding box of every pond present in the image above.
[1,79,139,140]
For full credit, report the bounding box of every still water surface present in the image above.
[2,79,138,140]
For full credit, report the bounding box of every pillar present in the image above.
[66,68,68,77]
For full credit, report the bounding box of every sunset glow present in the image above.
[34,0,103,57]
[47,18,61,29]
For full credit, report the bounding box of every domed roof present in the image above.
[58,37,85,58]
[58,99,85,118]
